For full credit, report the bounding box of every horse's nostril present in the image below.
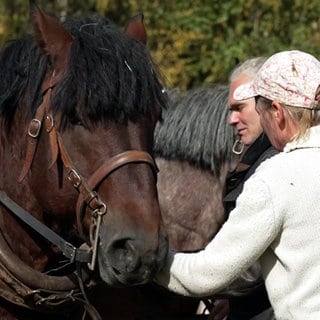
[112,238,128,251]
[111,239,141,273]
[125,240,141,272]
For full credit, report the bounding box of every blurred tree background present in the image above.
[1,0,320,90]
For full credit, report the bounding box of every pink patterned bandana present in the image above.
[234,50,320,109]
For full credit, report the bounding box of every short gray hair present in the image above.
[229,57,268,83]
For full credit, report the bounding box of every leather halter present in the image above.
[18,85,158,270]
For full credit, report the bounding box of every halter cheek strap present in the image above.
[18,89,51,182]
[18,74,61,182]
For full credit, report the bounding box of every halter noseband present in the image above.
[18,85,158,270]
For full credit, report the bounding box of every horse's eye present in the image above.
[69,116,83,126]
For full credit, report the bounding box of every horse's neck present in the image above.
[156,158,226,251]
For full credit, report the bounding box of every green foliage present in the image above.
[1,0,320,90]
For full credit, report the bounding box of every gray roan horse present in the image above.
[0,2,168,319]
[155,84,236,251]
[151,84,238,318]
[152,85,266,319]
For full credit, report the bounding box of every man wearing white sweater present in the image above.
[155,50,320,320]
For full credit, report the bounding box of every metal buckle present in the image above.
[232,139,244,155]
[67,169,82,188]
[28,119,42,138]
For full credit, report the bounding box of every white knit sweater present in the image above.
[156,125,320,320]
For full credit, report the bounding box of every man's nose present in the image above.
[228,111,239,125]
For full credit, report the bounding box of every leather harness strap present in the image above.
[18,90,49,182]
[75,150,158,234]
[18,76,62,182]
[88,150,158,190]
[0,190,91,264]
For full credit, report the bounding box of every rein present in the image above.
[0,190,91,264]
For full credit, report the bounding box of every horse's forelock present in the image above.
[0,16,167,127]
[0,37,47,121]
[51,16,166,126]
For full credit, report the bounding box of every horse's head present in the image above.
[0,1,168,288]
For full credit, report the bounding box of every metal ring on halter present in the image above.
[232,139,244,155]
[92,203,107,216]
[88,203,107,270]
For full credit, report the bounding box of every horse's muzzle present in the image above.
[97,229,168,287]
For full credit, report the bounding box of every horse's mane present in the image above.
[154,84,235,175]
[0,15,167,126]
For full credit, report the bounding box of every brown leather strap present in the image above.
[45,114,60,168]
[56,133,104,212]
[0,230,79,291]
[18,89,52,182]
[88,150,157,189]
[54,132,158,238]
[74,150,158,237]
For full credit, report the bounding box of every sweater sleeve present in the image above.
[155,175,280,297]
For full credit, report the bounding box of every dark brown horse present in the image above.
[97,85,237,320]
[0,2,168,319]
[91,85,238,320]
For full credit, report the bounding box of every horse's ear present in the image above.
[124,13,147,45]
[29,0,73,74]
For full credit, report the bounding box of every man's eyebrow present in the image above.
[229,102,245,110]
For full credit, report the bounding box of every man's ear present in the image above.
[271,101,285,128]
[271,101,283,119]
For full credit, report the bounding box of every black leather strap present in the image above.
[0,190,91,263]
